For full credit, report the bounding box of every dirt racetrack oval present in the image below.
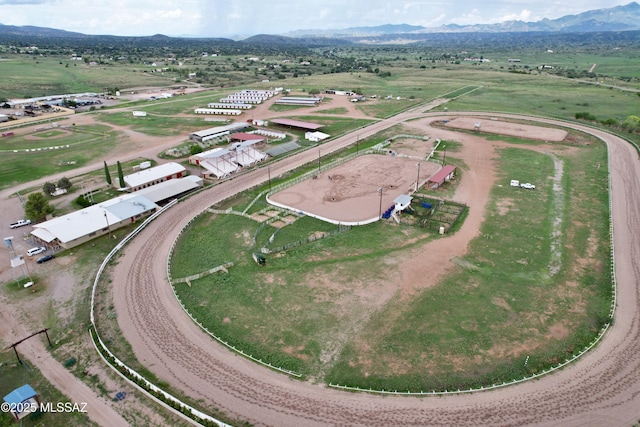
[110,112,640,427]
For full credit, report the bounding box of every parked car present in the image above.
[27,246,46,256]
[36,254,55,264]
[9,219,31,229]
[520,183,536,190]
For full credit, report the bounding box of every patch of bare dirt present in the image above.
[496,198,515,215]
[548,323,570,340]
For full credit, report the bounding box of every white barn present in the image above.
[189,122,249,142]
[194,108,242,116]
[123,162,187,192]
[31,194,158,249]
[305,131,330,142]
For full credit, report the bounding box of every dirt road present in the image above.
[108,110,640,426]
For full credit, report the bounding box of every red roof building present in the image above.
[270,118,324,131]
[229,132,265,142]
[427,165,456,189]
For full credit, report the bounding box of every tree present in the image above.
[57,177,72,191]
[74,195,92,208]
[25,192,54,222]
[104,161,112,185]
[190,145,203,155]
[117,161,125,188]
[622,115,640,132]
[42,182,56,196]
[308,88,320,95]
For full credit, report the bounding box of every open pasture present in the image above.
[0,124,120,189]
[0,55,176,99]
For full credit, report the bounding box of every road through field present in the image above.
[110,110,640,426]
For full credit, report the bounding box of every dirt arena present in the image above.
[268,155,441,223]
[445,116,569,141]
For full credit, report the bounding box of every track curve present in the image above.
[110,112,640,426]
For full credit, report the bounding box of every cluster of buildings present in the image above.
[31,162,202,249]
[189,133,268,178]
[219,89,278,104]
[192,89,279,116]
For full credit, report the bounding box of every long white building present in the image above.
[31,194,158,249]
[123,162,187,192]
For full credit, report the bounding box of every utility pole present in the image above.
[103,210,111,238]
[416,162,421,192]
[378,187,383,219]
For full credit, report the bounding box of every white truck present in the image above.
[9,219,31,229]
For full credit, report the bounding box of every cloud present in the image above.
[493,9,532,23]
[0,0,51,4]
[0,0,634,37]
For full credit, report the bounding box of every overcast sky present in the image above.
[0,0,634,38]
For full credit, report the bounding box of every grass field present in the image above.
[170,126,611,389]
[2,59,637,192]
[327,143,611,390]
[0,124,121,190]
[0,55,175,99]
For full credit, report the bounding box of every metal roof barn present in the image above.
[31,194,158,248]
[270,118,324,130]
[427,165,456,189]
[123,162,186,190]
[135,176,203,203]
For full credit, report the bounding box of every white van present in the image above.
[27,246,46,256]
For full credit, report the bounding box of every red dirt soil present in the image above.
[269,155,440,224]
[445,116,569,141]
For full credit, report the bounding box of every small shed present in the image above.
[3,384,39,421]
[305,131,330,142]
[428,165,456,189]
[394,195,413,212]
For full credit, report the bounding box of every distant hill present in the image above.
[0,2,639,46]
[241,34,351,47]
[286,2,640,38]
[0,24,86,38]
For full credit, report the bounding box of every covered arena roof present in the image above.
[265,141,301,157]
[270,118,324,130]
[135,176,203,203]
[229,132,265,142]
[189,122,248,139]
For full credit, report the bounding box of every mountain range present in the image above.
[0,2,639,44]
[284,2,640,39]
